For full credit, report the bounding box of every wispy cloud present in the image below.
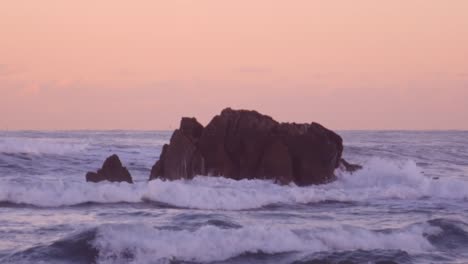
[20,83,41,96]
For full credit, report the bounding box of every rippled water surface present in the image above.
[0,130,467,264]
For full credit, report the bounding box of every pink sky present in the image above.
[1,1,467,130]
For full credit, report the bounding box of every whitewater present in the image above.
[0,130,467,263]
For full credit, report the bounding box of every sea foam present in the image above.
[0,181,144,207]
[0,137,89,155]
[1,158,467,208]
[92,222,437,263]
[1,220,441,264]
[143,158,468,209]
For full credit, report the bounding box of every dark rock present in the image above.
[339,158,363,173]
[179,117,204,141]
[197,108,278,179]
[150,118,205,181]
[150,108,358,186]
[86,154,133,183]
[256,139,293,184]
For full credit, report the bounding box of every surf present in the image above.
[1,158,467,209]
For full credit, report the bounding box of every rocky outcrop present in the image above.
[340,158,363,173]
[150,108,360,186]
[86,154,133,183]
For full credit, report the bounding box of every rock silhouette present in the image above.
[150,108,359,186]
[340,158,363,173]
[86,154,133,183]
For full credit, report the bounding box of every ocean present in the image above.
[0,130,467,264]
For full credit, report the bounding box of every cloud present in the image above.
[19,83,41,96]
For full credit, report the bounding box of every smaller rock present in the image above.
[339,158,362,173]
[86,154,133,183]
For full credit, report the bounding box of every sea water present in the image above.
[0,130,467,264]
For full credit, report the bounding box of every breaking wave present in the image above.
[0,137,89,155]
[1,158,467,209]
[0,181,144,207]
[3,219,451,264]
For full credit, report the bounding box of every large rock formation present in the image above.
[150,108,358,186]
[86,154,133,183]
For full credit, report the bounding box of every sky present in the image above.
[1,1,467,130]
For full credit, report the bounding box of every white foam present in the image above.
[142,158,468,209]
[0,181,144,207]
[332,158,468,200]
[1,158,467,208]
[93,222,437,264]
[0,137,89,155]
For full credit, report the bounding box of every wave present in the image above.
[0,137,89,155]
[0,181,144,207]
[2,228,98,264]
[425,218,468,252]
[1,158,467,209]
[2,220,445,264]
[92,223,435,264]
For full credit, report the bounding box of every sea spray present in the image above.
[1,158,467,208]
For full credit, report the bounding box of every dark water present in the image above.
[0,131,467,264]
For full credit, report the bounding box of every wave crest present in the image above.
[6,218,468,264]
[0,137,89,155]
[1,158,467,209]
[3,222,435,264]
